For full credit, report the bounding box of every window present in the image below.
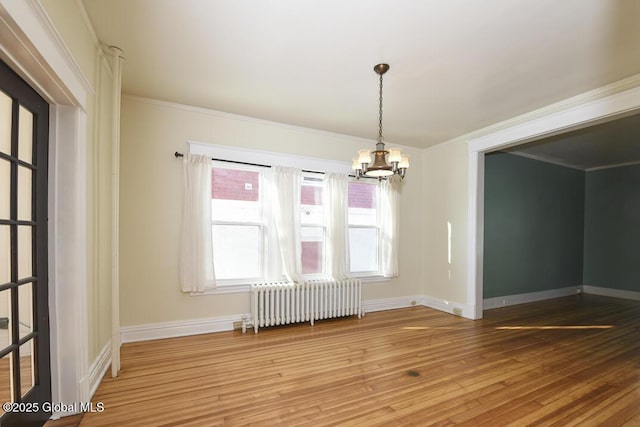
[210,165,265,281]
[210,168,383,284]
[194,143,394,288]
[300,176,324,275]
[348,181,379,274]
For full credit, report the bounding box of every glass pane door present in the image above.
[0,59,51,426]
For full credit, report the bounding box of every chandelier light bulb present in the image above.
[388,148,402,163]
[357,149,372,165]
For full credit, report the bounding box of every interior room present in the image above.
[0,0,639,425]
[483,113,640,309]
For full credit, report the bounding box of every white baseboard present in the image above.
[118,285,639,344]
[121,296,431,343]
[89,342,111,398]
[363,295,476,319]
[421,295,475,319]
[50,342,112,420]
[120,314,249,343]
[122,284,640,343]
[483,285,640,310]
[483,286,582,310]
[582,285,640,301]
[363,296,421,313]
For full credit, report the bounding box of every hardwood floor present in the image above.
[59,294,640,426]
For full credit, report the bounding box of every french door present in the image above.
[0,59,51,426]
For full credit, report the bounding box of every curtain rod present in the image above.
[173,151,374,179]
[174,151,324,175]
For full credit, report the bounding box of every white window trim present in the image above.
[347,178,381,276]
[209,160,271,284]
[187,141,387,295]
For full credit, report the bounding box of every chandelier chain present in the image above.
[352,63,408,180]
[378,73,383,143]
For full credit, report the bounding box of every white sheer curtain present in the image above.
[324,172,349,280]
[271,166,303,283]
[179,154,215,292]
[378,175,400,277]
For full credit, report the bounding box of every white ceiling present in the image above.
[82,0,640,149]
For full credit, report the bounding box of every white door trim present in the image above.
[0,0,92,417]
[466,77,640,319]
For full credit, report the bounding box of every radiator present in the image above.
[247,279,362,333]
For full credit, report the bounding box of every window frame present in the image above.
[209,161,280,287]
[300,173,326,279]
[347,178,382,278]
[188,141,390,294]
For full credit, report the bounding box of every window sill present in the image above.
[189,284,251,296]
[189,275,393,296]
[358,275,393,284]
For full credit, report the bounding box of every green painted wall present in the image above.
[583,165,640,291]
[483,153,585,298]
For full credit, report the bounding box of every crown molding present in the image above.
[0,0,93,107]
[585,160,640,172]
[75,0,99,47]
[504,151,586,171]
[122,94,420,153]
[442,73,640,149]
[75,0,114,78]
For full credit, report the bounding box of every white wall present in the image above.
[119,96,424,327]
[422,141,469,305]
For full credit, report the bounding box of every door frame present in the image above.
[466,76,640,320]
[0,0,92,417]
[0,56,52,426]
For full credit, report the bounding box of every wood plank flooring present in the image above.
[54,294,640,426]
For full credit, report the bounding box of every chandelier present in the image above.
[352,63,409,180]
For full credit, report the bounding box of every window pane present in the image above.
[349,227,378,272]
[0,353,13,414]
[0,226,8,284]
[301,226,324,274]
[301,180,323,225]
[18,283,33,339]
[18,226,32,280]
[348,182,377,226]
[0,159,9,220]
[301,181,322,205]
[0,288,11,350]
[348,182,376,208]
[212,224,261,280]
[19,340,34,398]
[0,91,10,156]
[211,167,260,222]
[17,165,32,221]
[18,105,33,164]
